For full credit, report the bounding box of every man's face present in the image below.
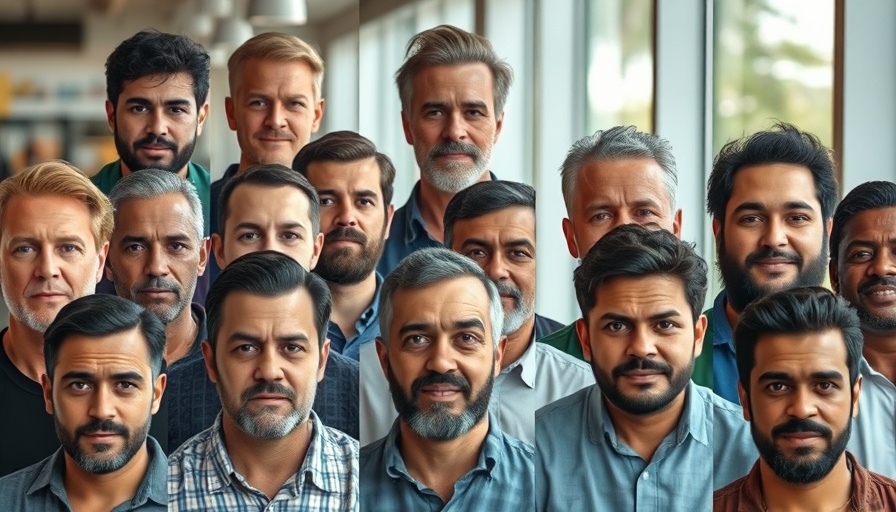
[376,276,504,441]
[107,193,208,325]
[401,63,504,194]
[577,274,705,415]
[212,184,323,271]
[105,72,208,176]
[305,157,394,285]
[0,195,107,333]
[739,330,860,484]
[715,164,829,312]
[831,207,896,333]
[226,59,324,170]
[561,158,682,260]
[203,289,329,439]
[449,206,536,337]
[42,328,165,474]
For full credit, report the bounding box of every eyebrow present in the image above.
[9,235,87,247]
[585,198,663,212]
[227,331,310,344]
[61,370,144,382]
[233,221,307,232]
[757,370,844,382]
[317,188,380,199]
[124,97,192,108]
[600,309,682,322]
[732,200,816,215]
[119,233,193,245]
[454,318,486,331]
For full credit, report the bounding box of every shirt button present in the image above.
[643,471,650,480]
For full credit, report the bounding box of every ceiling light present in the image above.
[247,0,307,26]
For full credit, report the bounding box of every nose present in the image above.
[425,338,459,375]
[88,384,116,420]
[760,217,788,248]
[626,326,658,359]
[785,385,819,419]
[484,253,510,283]
[334,200,358,228]
[144,245,170,277]
[615,210,634,229]
[254,345,285,382]
[36,249,61,279]
[147,109,169,137]
[869,249,896,278]
[265,101,287,129]
[441,111,469,142]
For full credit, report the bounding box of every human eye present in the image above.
[509,249,533,261]
[655,320,679,331]
[604,321,628,333]
[169,242,188,253]
[14,245,35,254]
[124,243,145,253]
[67,381,91,392]
[590,212,611,222]
[787,213,812,225]
[280,231,301,242]
[635,208,658,218]
[465,248,488,260]
[765,382,789,394]
[403,334,429,349]
[237,231,260,242]
[738,214,763,226]
[117,381,140,392]
[283,343,306,354]
[129,105,149,114]
[235,344,259,355]
[457,333,481,345]
[847,249,873,262]
[60,244,82,255]
[319,197,335,207]
[424,108,443,118]
[815,381,839,394]
[357,198,375,208]
[248,98,267,108]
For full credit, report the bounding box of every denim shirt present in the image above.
[709,290,741,404]
[326,273,383,361]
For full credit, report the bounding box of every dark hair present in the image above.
[206,250,332,352]
[574,224,707,322]
[443,180,535,247]
[292,130,396,209]
[830,181,896,264]
[105,30,210,109]
[706,122,838,225]
[217,163,320,238]
[734,286,863,395]
[44,294,166,380]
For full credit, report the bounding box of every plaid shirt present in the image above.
[168,411,359,511]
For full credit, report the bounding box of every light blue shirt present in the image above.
[848,357,896,478]
[535,382,755,511]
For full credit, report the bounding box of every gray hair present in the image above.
[108,169,204,243]
[379,247,503,348]
[560,125,678,215]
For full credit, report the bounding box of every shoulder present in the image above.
[535,343,590,373]
[536,385,592,425]
[712,475,748,507]
[167,425,215,468]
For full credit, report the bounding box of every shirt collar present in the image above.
[358,272,383,332]
[401,172,499,246]
[500,335,537,389]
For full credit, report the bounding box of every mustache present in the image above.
[859,275,896,295]
[254,129,296,141]
[76,418,128,438]
[25,284,69,297]
[411,372,472,400]
[134,135,177,151]
[772,418,833,439]
[135,277,180,294]
[325,227,367,245]
[611,358,673,380]
[494,280,523,304]
[240,381,297,403]
[429,141,482,160]
[745,247,801,267]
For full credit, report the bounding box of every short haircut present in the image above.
[395,24,514,116]
[559,126,678,216]
[217,164,320,238]
[105,30,210,108]
[734,286,863,394]
[0,160,113,251]
[293,130,396,209]
[574,224,707,322]
[379,247,503,347]
[44,294,166,381]
[206,250,331,352]
[108,168,204,243]
[228,32,324,101]
[443,180,535,248]
[830,180,896,265]
[706,122,838,224]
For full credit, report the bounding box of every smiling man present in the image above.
[0,294,167,511]
[715,287,896,510]
[704,123,838,403]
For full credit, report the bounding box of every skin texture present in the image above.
[226,59,324,171]
[105,72,208,177]
[562,157,682,259]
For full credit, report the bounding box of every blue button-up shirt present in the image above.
[535,382,755,511]
[360,414,534,511]
[327,273,383,361]
[376,181,443,277]
[0,436,167,511]
[709,290,741,404]
[848,357,896,478]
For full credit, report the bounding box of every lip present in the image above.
[83,432,120,442]
[250,394,289,402]
[778,432,823,447]
[420,385,462,400]
[328,238,362,246]
[862,285,896,303]
[29,292,66,300]
[621,370,662,383]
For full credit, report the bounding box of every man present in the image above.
[294,131,395,361]
[704,122,837,403]
[168,251,357,509]
[715,287,896,510]
[0,294,167,511]
[377,24,513,275]
[830,180,896,478]
[361,247,533,510]
[538,126,686,364]
[167,165,357,448]
[209,32,325,280]
[0,161,112,477]
[535,225,755,511]
[94,30,212,304]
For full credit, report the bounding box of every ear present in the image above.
[225,96,237,131]
[562,217,580,259]
[492,111,505,145]
[105,99,115,133]
[375,336,390,380]
[851,374,863,419]
[401,111,414,146]
[494,335,507,375]
[672,208,683,239]
[197,237,211,277]
[575,318,592,362]
[196,102,210,137]
[308,232,324,270]
[383,204,395,241]
[693,314,708,358]
[826,217,833,237]
[211,233,227,270]
[737,381,751,421]
[316,338,330,383]
[96,242,110,283]
[201,340,219,385]
[311,98,325,133]
[829,259,840,294]
[41,374,54,415]
[104,257,114,282]
[150,373,167,414]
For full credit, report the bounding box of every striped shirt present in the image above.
[168,411,359,511]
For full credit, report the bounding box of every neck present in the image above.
[724,297,740,331]
[860,328,896,383]
[758,453,853,512]
[502,316,535,370]
[120,160,189,179]
[62,442,150,512]
[398,416,489,502]
[3,317,47,382]
[164,307,198,366]
[604,390,686,462]
[417,171,491,243]
[327,273,377,340]
[220,414,312,499]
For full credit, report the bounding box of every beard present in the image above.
[418,141,490,194]
[314,226,386,285]
[493,280,534,336]
[113,273,192,325]
[751,416,851,484]
[853,276,896,331]
[5,257,99,333]
[56,417,149,474]
[115,125,197,175]
[221,381,312,440]
[387,362,493,441]
[592,354,694,416]
[717,231,829,312]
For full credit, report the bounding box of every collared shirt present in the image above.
[0,436,167,511]
[707,290,740,404]
[360,414,534,511]
[327,273,383,361]
[168,411,359,511]
[164,304,208,451]
[376,180,443,277]
[713,452,896,511]
[167,350,360,451]
[535,382,755,511]
[358,315,594,446]
[848,357,896,478]
[536,322,584,361]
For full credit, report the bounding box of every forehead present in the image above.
[839,206,896,247]
[218,288,319,343]
[113,192,196,237]
[305,157,381,193]
[118,72,196,103]
[227,184,312,225]
[54,329,152,378]
[1,194,95,242]
[751,329,848,380]
[591,274,691,319]
[726,163,821,212]
[409,63,496,106]
[451,206,535,244]
[389,276,492,330]
[575,158,672,208]
[233,58,316,95]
